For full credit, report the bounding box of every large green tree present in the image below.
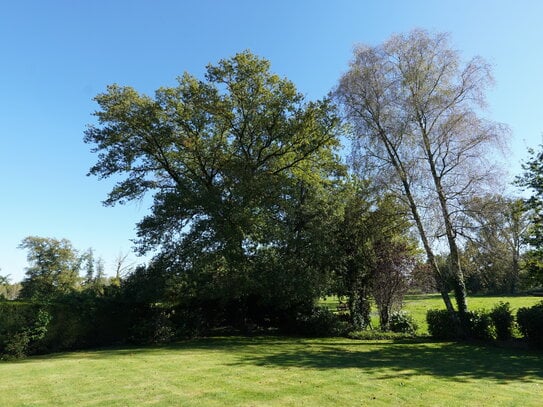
[336,29,508,315]
[85,51,343,310]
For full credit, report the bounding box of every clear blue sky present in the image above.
[1,0,542,282]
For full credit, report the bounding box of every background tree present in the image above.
[18,237,81,300]
[85,51,343,320]
[0,273,10,300]
[336,29,508,316]
[516,146,543,287]
[369,200,419,331]
[462,195,528,293]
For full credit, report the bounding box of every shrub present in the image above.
[517,301,543,348]
[463,309,495,341]
[427,309,460,340]
[3,332,31,359]
[427,309,495,341]
[128,306,175,344]
[388,311,418,335]
[489,302,514,341]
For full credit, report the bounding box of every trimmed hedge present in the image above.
[517,301,543,348]
[426,309,494,341]
[426,309,461,340]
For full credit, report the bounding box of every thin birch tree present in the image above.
[336,29,508,315]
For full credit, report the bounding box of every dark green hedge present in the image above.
[426,309,494,341]
[517,301,543,348]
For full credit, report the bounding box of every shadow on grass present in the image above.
[229,339,543,383]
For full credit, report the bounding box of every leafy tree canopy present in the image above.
[18,236,81,300]
[85,51,345,305]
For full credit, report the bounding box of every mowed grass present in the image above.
[1,336,542,406]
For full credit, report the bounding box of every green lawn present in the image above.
[1,336,542,406]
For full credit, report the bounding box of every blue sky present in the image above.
[1,0,542,282]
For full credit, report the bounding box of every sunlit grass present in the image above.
[1,336,542,406]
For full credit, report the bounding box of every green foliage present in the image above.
[127,306,176,344]
[489,302,515,341]
[18,236,81,300]
[463,196,528,294]
[332,186,417,331]
[517,301,543,348]
[347,330,415,340]
[388,311,418,335]
[85,51,344,314]
[427,308,495,341]
[463,310,495,341]
[0,303,51,359]
[516,146,543,287]
[426,309,461,340]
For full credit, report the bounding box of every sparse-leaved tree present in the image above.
[336,29,508,316]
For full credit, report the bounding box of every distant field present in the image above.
[404,293,542,334]
[323,294,543,334]
[1,336,542,406]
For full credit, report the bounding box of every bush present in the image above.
[427,309,494,341]
[427,309,460,340]
[388,311,418,335]
[489,302,514,341]
[128,306,175,344]
[517,301,543,348]
[463,309,494,341]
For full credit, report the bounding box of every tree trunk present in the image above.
[380,133,456,314]
[420,129,468,315]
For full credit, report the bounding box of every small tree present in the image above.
[462,195,529,293]
[372,239,417,330]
